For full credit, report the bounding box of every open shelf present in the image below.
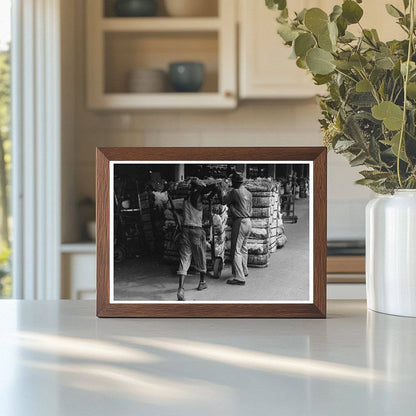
[104,31,219,94]
[90,92,235,109]
[61,242,96,254]
[101,17,221,32]
[103,0,219,18]
[86,0,236,109]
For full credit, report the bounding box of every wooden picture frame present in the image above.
[96,147,327,318]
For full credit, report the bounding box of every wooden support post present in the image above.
[267,164,275,178]
[174,164,185,182]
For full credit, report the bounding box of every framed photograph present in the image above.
[96,147,327,318]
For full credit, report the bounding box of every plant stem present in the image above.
[358,69,380,104]
[334,68,357,83]
[390,79,397,101]
[397,0,415,188]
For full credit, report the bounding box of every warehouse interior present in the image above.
[113,162,310,302]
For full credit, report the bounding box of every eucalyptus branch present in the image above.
[334,68,358,83]
[393,85,404,103]
[398,24,410,35]
[358,22,378,49]
[358,69,381,104]
[397,0,415,187]
[390,79,398,101]
[267,0,416,193]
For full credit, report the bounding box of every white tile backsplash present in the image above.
[71,92,370,242]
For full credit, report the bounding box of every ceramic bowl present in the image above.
[127,68,167,93]
[168,62,205,93]
[114,0,158,17]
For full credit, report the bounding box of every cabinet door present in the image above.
[360,0,404,41]
[239,0,404,98]
[239,0,321,99]
[239,0,403,99]
[62,253,96,300]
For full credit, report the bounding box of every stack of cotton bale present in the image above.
[244,179,276,268]
[269,187,279,253]
[269,182,287,252]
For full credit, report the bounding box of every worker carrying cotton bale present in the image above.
[217,172,253,286]
[176,178,217,301]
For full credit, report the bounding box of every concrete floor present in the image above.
[114,198,310,302]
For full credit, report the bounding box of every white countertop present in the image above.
[0,300,415,415]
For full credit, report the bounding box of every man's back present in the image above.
[183,198,203,227]
[227,185,252,218]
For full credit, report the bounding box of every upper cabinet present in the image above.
[238,0,403,100]
[359,0,404,41]
[86,0,237,109]
[86,0,406,109]
[239,0,323,99]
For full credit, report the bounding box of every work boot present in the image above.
[226,279,245,286]
[177,287,185,301]
[198,272,207,290]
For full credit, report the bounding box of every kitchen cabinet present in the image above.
[239,0,325,99]
[61,244,96,300]
[238,0,404,99]
[86,0,237,109]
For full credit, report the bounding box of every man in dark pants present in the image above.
[176,179,216,301]
[220,172,252,285]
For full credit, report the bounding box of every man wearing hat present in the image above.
[176,178,216,301]
[221,172,252,285]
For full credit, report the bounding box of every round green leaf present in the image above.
[318,32,333,52]
[313,74,332,85]
[296,57,307,69]
[336,15,348,36]
[296,8,307,23]
[342,0,363,24]
[375,56,395,70]
[304,8,329,35]
[330,5,343,22]
[294,33,315,57]
[333,59,353,70]
[306,48,335,75]
[371,29,380,42]
[266,0,287,11]
[356,79,372,92]
[407,82,416,99]
[328,21,338,41]
[350,53,368,69]
[277,23,299,42]
[371,101,403,131]
[317,22,338,52]
[382,133,409,162]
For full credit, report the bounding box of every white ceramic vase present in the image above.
[366,190,416,317]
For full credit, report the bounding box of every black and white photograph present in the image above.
[110,161,313,303]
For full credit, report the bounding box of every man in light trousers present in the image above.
[176,179,217,301]
[220,172,252,286]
